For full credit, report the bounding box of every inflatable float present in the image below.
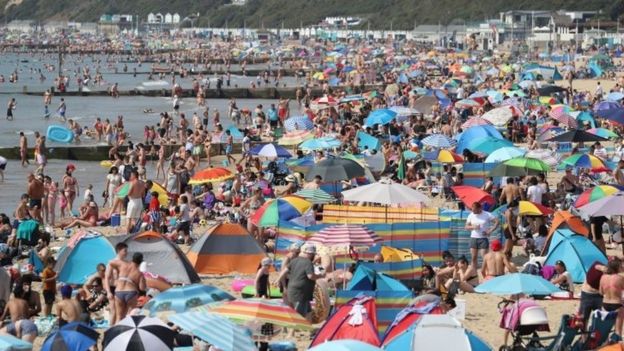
[47,125,74,143]
[100,160,113,168]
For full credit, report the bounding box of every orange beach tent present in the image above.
[187,223,266,274]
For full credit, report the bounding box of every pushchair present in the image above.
[499,299,578,351]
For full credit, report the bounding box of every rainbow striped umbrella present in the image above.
[249,196,312,227]
[189,167,234,185]
[308,224,382,247]
[208,298,312,330]
[278,130,313,146]
[574,185,624,208]
[559,153,610,172]
[519,201,554,216]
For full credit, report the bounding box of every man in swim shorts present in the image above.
[125,170,145,233]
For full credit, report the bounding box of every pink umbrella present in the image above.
[549,109,578,128]
[461,116,493,129]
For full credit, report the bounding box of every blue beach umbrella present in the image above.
[284,115,313,131]
[484,146,526,163]
[456,125,503,153]
[143,284,235,316]
[364,109,397,126]
[41,330,96,351]
[421,134,456,149]
[0,334,32,351]
[169,312,256,351]
[300,136,342,151]
[475,273,561,295]
[468,137,513,155]
[249,143,292,158]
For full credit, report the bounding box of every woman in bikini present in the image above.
[600,258,624,340]
[62,166,79,214]
[109,252,146,325]
[57,201,98,229]
[446,256,479,294]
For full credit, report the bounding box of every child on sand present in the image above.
[41,257,57,316]
[255,257,272,298]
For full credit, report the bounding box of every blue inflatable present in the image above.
[47,125,74,143]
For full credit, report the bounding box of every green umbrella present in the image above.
[294,188,336,204]
[488,164,543,177]
[503,157,550,172]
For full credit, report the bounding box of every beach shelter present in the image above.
[383,315,492,351]
[187,223,266,274]
[456,125,503,153]
[309,296,381,348]
[55,231,116,285]
[382,299,445,345]
[347,264,410,292]
[123,231,200,284]
[544,229,607,283]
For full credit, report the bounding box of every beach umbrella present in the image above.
[455,99,482,108]
[103,315,175,351]
[549,111,578,128]
[587,128,618,139]
[341,178,429,205]
[340,94,365,103]
[489,163,543,177]
[294,188,336,204]
[168,312,256,351]
[0,334,32,351]
[41,330,96,351]
[286,155,315,172]
[143,284,235,316]
[402,150,419,160]
[518,201,554,216]
[284,115,313,131]
[208,298,313,330]
[504,157,550,173]
[365,109,397,126]
[426,149,463,163]
[249,143,292,158]
[547,130,608,143]
[481,106,514,127]
[278,130,313,146]
[475,273,562,295]
[593,101,624,123]
[59,322,99,341]
[607,92,624,102]
[305,157,365,182]
[421,134,456,149]
[575,185,624,208]
[525,148,560,168]
[559,153,610,172]
[383,315,492,351]
[461,117,492,129]
[308,224,382,247]
[537,85,567,95]
[250,196,312,227]
[41,330,94,351]
[484,147,526,163]
[451,186,495,209]
[389,106,420,119]
[316,95,338,106]
[309,340,383,351]
[468,137,513,155]
[300,136,342,151]
[578,192,624,217]
[189,167,234,185]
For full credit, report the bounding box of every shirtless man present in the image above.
[0,285,38,342]
[184,149,196,173]
[104,243,127,325]
[27,173,44,222]
[481,239,515,280]
[126,170,146,233]
[19,132,28,167]
[599,258,624,339]
[108,252,146,324]
[56,285,82,327]
[499,177,521,205]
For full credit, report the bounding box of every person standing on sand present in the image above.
[108,252,146,325]
[19,132,28,167]
[105,243,127,325]
[125,170,145,233]
[465,202,499,269]
[26,173,44,222]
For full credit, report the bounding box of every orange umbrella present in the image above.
[189,167,234,185]
[549,210,588,237]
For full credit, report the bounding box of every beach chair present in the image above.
[571,309,617,351]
